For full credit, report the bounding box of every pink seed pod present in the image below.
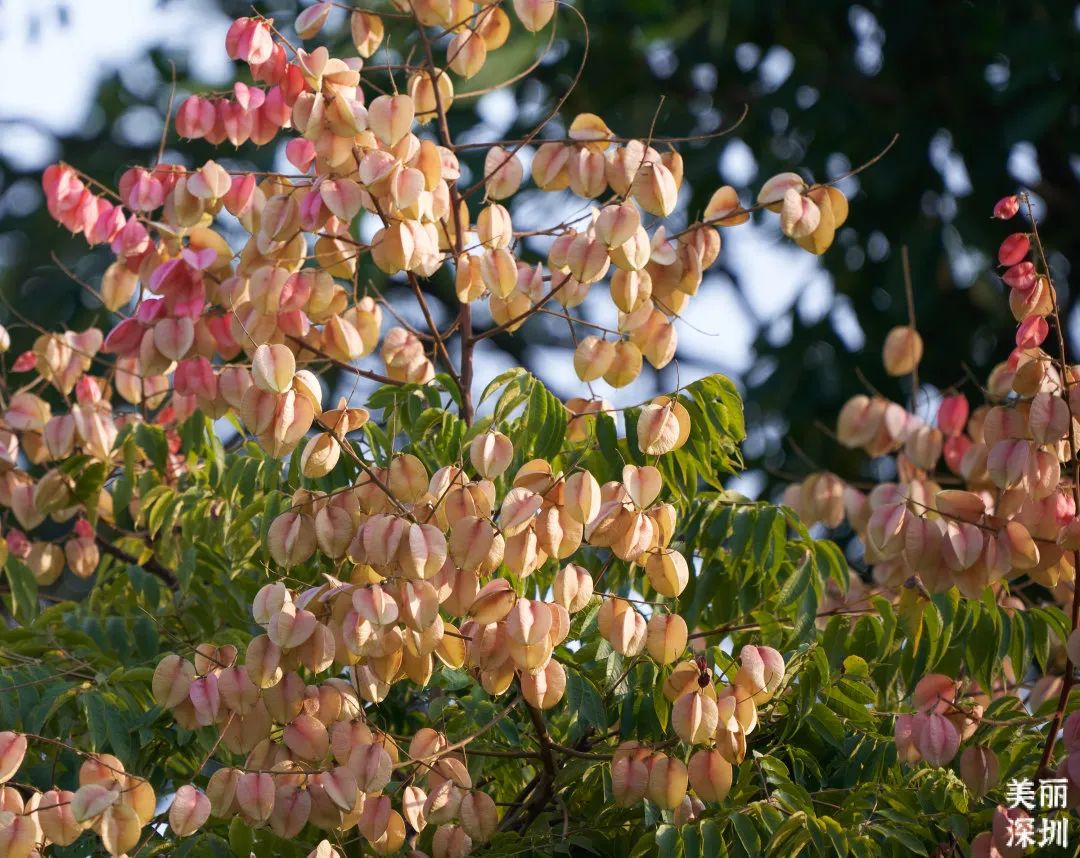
[645,548,689,597]
[757,172,806,210]
[959,746,999,797]
[505,598,553,646]
[554,563,594,613]
[423,780,463,826]
[470,578,516,624]
[169,784,211,837]
[882,326,924,377]
[483,146,524,200]
[37,788,83,845]
[267,510,317,568]
[368,94,415,148]
[998,233,1030,266]
[459,790,498,843]
[610,745,650,806]
[244,634,283,689]
[0,733,26,785]
[646,753,688,809]
[674,794,707,826]
[893,713,922,764]
[284,713,330,761]
[914,712,960,766]
[205,767,241,818]
[398,522,447,580]
[348,743,393,793]
[1015,314,1049,348]
[70,781,121,823]
[937,393,970,436]
[687,749,733,802]
[596,202,641,248]
[912,675,960,718]
[152,654,196,709]
[267,602,318,649]
[236,771,275,824]
[734,645,786,704]
[672,689,719,744]
[992,194,1020,219]
[226,17,274,65]
[514,0,556,32]
[1002,261,1037,291]
[520,659,567,710]
[630,161,679,217]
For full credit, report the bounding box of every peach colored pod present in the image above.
[687,749,733,802]
[647,753,688,809]
[673,690,719,744]
[646,613,688,665]
[882,325,924,377]
[169,784,211,837]
[514,0,556,32]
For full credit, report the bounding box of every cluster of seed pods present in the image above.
[782,195,1080,846]
[605,645,785,817]
[786,200,1079,602]
[0,732,158,857]
[0,2,842,853]
[6,0,853,597]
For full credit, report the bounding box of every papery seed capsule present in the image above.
[0,733,26,787]
[519,659,566,709]
[646,753,688,809]
[553,563,594,613]
[505,598,553,646]
[470,431,513,479]
[152,654,196,709]
[734,645,786,704]
[645,548,689,597]
[882,326,924,377]
[470,578,516,624]
[169,784,211,837]
[573,336,614,382]
[100,802,141,856]
[610,747,650,806]
[368,94,415,147]
[514,0,556,31]
[459,790,498,843]
[484,147,523,200]
[646,613,688,665]
[672,689,718,744]
[38,788,83,845]
[603,340,643,388]
[915,712,959,766]
[960,746,999,797]
[687,749,733,802]
[757,172,806,210]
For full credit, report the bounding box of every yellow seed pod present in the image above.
[603,340,643,388]
[882,325,924,377]
[408,69,455,123]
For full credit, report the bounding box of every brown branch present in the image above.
[95,534,178,589]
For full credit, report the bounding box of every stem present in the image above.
[1025,192,1080,776]
[95,533,178,589]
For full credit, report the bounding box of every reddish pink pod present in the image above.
[1015,314,1049,349]
[936,394,969,436]
[1002,261,1036,291]
[997,233,1029,266]
[992,194,1020,219]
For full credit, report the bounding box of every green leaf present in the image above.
[656,824,681,858]
[730,812,761,858]
[3,558,38,623]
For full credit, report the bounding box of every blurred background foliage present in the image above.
[2,0,1079,505]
